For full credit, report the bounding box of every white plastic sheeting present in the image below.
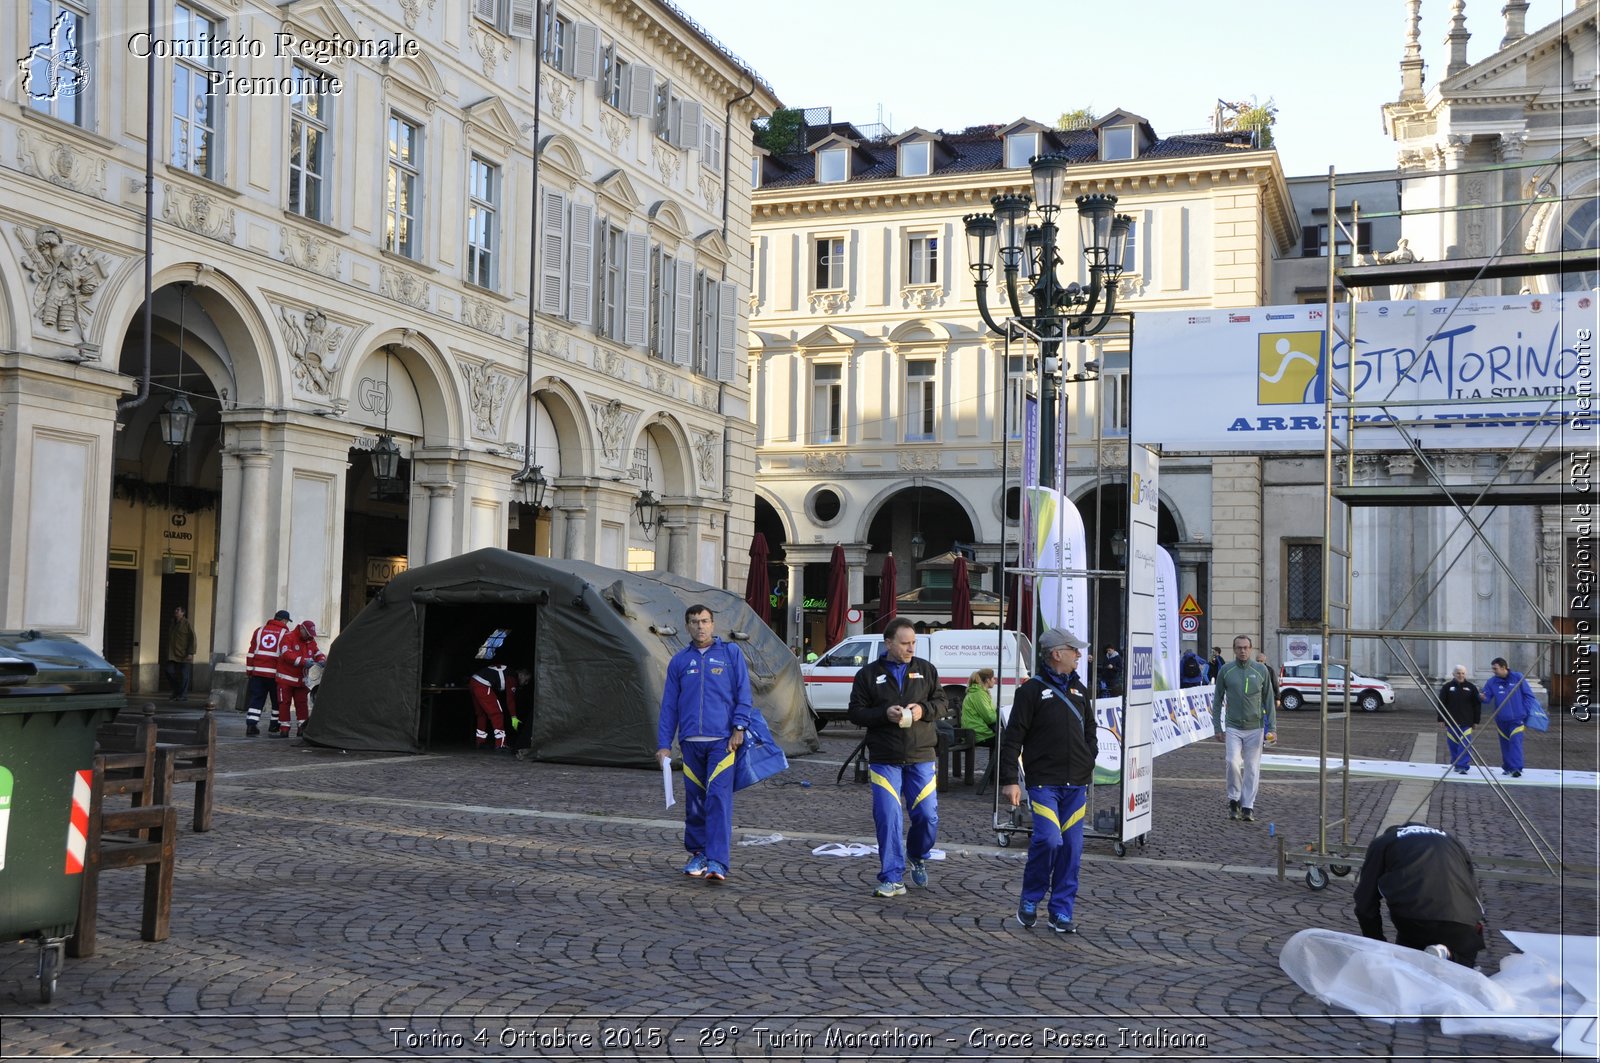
[1280,928,1599,1056]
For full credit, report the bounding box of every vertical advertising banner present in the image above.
[1121,445,1160,841]
[1020,395,1039,571]
[1033,486,1087,643]
[1152,547,1180,692]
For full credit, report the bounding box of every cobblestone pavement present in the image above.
[2,697,1594,1061]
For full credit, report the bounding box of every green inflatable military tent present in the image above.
[306,549,817,764]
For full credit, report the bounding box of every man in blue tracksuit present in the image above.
[1001,627,1097,934]
[656,604,753,883]
[848,616,946,898]
[1481,656,1537,778]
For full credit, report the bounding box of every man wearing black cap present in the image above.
[1001,627,1097,934]
[243,609,291,736]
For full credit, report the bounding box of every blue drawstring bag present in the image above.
[734,707,788,790]
[1526,699,1550,732]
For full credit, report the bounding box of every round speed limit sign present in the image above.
[1180,615,1198,634]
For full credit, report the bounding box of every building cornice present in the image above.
[753,151,1290,221]
[608,0,781,117]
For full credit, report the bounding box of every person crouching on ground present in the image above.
[1001,628,1096,935]
[847,616,945,898]
[656,604,753,884]
[1354,820,1486,967]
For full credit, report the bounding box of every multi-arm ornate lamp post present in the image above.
[963,154,1131,483]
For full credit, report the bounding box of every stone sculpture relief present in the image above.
[693,430,720,485]
[595,399,630,464]
[279,305,346,396]
[15,224,105,337]
[462,360,510,435]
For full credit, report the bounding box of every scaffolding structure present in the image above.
[1301,155,1598,890]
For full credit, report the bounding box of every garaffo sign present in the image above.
[1135,294,1593,450]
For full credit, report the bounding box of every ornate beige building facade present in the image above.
[748,111,1296,650]
[0,0,777,696]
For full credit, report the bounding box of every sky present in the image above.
[668,0,1571,178]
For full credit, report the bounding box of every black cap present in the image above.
[274,610,291,621]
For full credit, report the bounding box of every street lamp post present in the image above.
[964,155,1131,485]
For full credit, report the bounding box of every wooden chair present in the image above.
[66,752,177,958]
[150,703,216,832]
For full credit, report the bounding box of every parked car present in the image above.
[801,629,1033,730]
[1278,661,1395,713]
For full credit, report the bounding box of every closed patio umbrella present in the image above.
[877,552,897,631]
[744,532,771,625]
[824,543,848,648]
[950,554,974,630]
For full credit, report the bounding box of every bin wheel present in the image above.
[1113,840,1127,858]
[1329,863,1352,877]
[37,940,61,1004]
[996,831,1011,847]
[1306,866,1330,891]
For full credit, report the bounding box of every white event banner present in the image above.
[1094,687,1217,783]
[1118,445,1160,838]
[1133,293,1593,451]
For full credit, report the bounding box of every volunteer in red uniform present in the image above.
[468,661,527,751]
[244,609,291,736]
[274,620,325,738]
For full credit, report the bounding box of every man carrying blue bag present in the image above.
[1481,656,1542,778]
[657,603,784,884]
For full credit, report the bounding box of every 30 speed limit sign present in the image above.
[1180,615,1198,634]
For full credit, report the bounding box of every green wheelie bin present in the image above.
[0,631,125,1002]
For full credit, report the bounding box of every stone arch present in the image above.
[635,412,694,498]
[754,485,800,542]
[854,478,980,544]
[501,374,590,482]
[343,328,461,446]
[647,199,691,241]
[97,261,278,408]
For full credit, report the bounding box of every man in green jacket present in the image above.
[1211,635,1276,822]
[165,605,196,702]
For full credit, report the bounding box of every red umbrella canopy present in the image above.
[744,532,772,624]
[824,543,848,648]
[877,553,898,631]
[1005,573,1035,638]
[950,554,974,630]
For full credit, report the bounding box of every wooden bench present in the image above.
[66,752,177,958]
[149,704,216,833]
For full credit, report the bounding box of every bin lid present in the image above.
[0,631,125,695]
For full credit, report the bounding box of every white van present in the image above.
[801,629,1034,728]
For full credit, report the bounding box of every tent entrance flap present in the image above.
[419,603,539,750]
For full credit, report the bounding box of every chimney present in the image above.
[1445,0,1472,78]
[1401,0,1426,100]
[1500,0,1529,48]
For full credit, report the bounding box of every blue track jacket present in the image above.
[1481,670,1536,726]
[658,637,754,748]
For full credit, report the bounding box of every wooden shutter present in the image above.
[508,0,536,38]
[672,259,694,366]
[571,22,600,80]
[716,280,738,381]
[624,232,649,347]
[626,65,653,118]
[537,188,566,316]
[567,201,594,326]
[674,100,702,151]
[474,0,499,22]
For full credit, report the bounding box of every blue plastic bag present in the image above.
[1526,699,1550,732]
[734,707,788,790]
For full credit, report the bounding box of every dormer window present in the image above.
[899,140,930,177]
[817,147,849,183]
[1102,125,1135,161]
[1005,132,1037,169]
